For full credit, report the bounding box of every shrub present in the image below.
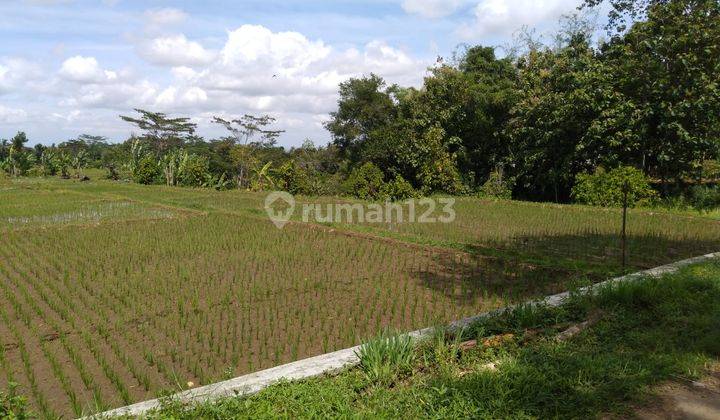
[343,162,386,200]
[572,166,656,207]
[480,169,513,199]
[380,174,417,201]
[178,154,210,187]
[1,383,32,419]
[133,154,161,185]
[688,185,720,213]
[275,160,314,195]
[702,160,720,181]
[415,126,464,195]
[355,329,415,385]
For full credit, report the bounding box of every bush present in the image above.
[133,155,161,184]
[178,154,210,187]
[1,383,32,419]
[275,160,314,195]
[688,185,720,213]
[343,162,386,200]
[480,169,513,199]
[355,329,415,385]
[572,166,656,207]
[702,160,720,181]
[380,174,417,201]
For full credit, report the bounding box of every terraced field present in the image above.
[1,178,718,417]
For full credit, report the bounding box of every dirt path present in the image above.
[634,366,720,419]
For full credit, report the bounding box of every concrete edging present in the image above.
[91,252,720,419]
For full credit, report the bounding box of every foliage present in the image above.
[2,133,34,177]
[572,166,656,207]
[0,383,32,420]
[120,109,196,154]
[355,330,415,385]
[56,152,72,178]
[380,174,417,201]
[591,0,720,189]
[71,150,88,178]
[480,168,513,199]
[342,162,386,200]
[688,185,720,213]
[159,150,184,186]
[178,153,210,187]
[214,114,285,189]
[202,172,234,191]
[324,74,398,163]
[4,1,720,206]
[247,161,275,192]
[133,154,161,184]
[274,160,314,195]
[38,150,58,176]
[702,160,720,181]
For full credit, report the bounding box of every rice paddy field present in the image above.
[1,176,719,417]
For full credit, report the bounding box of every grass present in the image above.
[0,176,718,416]
[355,329,415,385]
[326,196,720,276]
[144,260,720,419]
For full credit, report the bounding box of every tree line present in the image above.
[2,0,719,209]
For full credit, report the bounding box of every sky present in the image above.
[0,0,599,148]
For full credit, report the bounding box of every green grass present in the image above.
[326,196,720,276]
[145,260,720,419]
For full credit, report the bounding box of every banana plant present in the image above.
[159,149,187,186]
[249,161,275,191]
[39,150,58,176]
[127,139,148,180]
[56,151,72,178]
[72,150,88,178]
[202,172,234,190]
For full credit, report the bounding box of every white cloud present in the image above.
[0,105,28,123]
[162,26,426,115]
[458,0,579,39]
[402,0,466,19]
[143,8,187,27]
[4,24,429,146]
[220,25,331,76]
[59,56,118,83]
[0,58,44,94]
[155,86,208,107]
[137,34,216,67]
[59,79,158,109]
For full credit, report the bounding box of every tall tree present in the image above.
[504,35,604,201]
[590,0,720,186]
[120,109,196,153]
[324,74,398,163]
[581,0,671,32]
[421,46,519,186]
[213,114,285,188]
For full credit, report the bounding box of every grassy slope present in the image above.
[146,260,720,419]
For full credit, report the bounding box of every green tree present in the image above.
[120,109,196,154]
[504,35,603,201]
[343,162,386,200]
[213,114,284,188]
[572,166,656,207]
[325,74,398,163]
[591,0,720,188]
[421,46,518,186]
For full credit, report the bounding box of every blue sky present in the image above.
[0,0,598,147]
